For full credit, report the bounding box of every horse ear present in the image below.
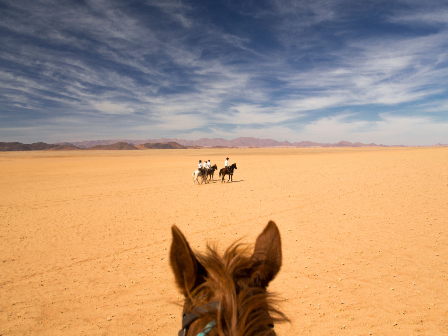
[250,221,282,288]
[170,225,202,295]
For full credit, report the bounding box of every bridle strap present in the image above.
[179,301,219,336]
[197,320,216,336]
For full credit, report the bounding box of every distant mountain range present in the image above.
[0,142,60,151]
[1,138,446,151]
[57,137,391,148]
[0,141,189,151]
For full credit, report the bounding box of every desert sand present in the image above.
[0,147,447,335]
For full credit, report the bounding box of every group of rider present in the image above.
[198,157,230,175]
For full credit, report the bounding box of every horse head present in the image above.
[170,221,287,336]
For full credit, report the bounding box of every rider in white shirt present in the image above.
[225,157,229,168]
[203,160,208,170]
[198,160,202,170]
[207,160,211,168]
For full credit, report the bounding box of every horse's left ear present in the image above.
[250,221,282,288]
[170,226,205,296]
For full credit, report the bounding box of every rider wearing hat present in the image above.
[198,159,206,176]
[207,160,211,168]
[224,157,230,168]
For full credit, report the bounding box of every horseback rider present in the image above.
[224,157,230,171]
[198,160,205,175]
[207,160,211,169]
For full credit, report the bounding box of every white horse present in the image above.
[192,169,206,185]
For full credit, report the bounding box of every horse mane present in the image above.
[185,242,288,336]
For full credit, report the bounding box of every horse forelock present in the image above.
[185,243,287,336]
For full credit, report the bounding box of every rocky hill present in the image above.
[136,142,187,149]
[56,140,137,148]
[86,142,138,150]
[0,142,59,151]
[47,144,81,150]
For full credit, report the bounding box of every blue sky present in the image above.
[0,0,447,145]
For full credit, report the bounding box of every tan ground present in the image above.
[0,147,447,335]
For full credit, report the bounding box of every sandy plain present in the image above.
[0,147,447,335]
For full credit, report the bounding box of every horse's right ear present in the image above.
[250,221,282,288]
[169,226,202,296]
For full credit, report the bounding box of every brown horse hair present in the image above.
[182,241,289,336]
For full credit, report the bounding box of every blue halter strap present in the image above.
[178,301,219,336]
[196,320,216,336]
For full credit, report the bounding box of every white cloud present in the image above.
[92,102,135,115]
[146,0,193,29]
[389,8,448,25]
[297,113,448,145]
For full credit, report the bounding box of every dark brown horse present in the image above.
[207,164,218,181]
[170,221,287,336]
[219,163,237,182]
